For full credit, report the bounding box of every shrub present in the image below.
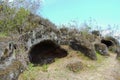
[66,61,83,72]
[0,2,30,34]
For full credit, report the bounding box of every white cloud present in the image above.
[8,0,13,2]
[101,30,111,36]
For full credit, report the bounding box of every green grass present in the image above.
[0,33,7,38]
[19,63,49,80]
[20,63,38,80]
[96,52,105,63]
[77,52,104,69]
[76,51,91,60]
[41,64,48,72]
[117,57,120,61]
[19,47,107,80]
[85,52,105,70]
[71,51,97,71]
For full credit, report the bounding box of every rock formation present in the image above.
[0,41,25,80]
[94,43,109,56]
[0,14,120,80]
[69,35,97,60]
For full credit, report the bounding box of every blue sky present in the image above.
[40,0,120,26]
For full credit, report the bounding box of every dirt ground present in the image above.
[19,46,120,80]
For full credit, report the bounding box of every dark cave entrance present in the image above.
[101,39,114,48]
[29,40,68,65]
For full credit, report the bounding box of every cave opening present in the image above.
[29,40,68,65]
[101,39,114,48]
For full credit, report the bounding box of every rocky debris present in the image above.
[29,40,68,65]
[0,61,24,80]
[94,43,109,56]
[0,41,25,80]
[0,42,15,62]
[70,38,97,60]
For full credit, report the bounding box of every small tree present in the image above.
[0,1,30,34]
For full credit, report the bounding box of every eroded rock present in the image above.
[0,42,25,80]
[94,43,109,56]
[70,38,97,60]
[0,61,24,80]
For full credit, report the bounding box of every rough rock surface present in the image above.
[0,61,24,80]
[19,25,60,51]
[70,38,97,60]
[0,41,25,80]
[94,43,109,56]
[19,26,101,61]
[101,37,120,58]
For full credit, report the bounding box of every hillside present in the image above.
[18,45,120,80]
[0,1,120,80]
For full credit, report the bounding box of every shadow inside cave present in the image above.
[28,40,68,65]
[101,39,114,48]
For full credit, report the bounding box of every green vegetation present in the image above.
[96,52,105,63]
[0,1,55,37]
[76,51,91,60]
[0,0,43,36]
[19,63,49,80]
[0,32,7,38]
[41,64,48,72]
[19,63,38,80]
[117,57,120,61]
[0,3,30,34]
[85,52,105,71]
